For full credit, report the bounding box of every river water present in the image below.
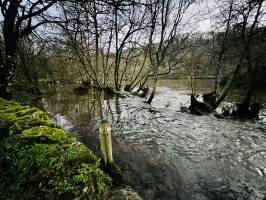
[40,79,266,200]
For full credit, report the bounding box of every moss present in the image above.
[16,107,45,118]
[69,142,97,163]
[0,98,20,108]
[20,126,71,143]
[0,137,111,199]
[9,117,57,135]
[0,112,17,129]
[0,98,112,200]
[0,102,23,129]
[0,98,54,134]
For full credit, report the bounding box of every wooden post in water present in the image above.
[99,120,114,166]
[99,120,122,183]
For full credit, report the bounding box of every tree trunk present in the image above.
[214,63,241,109]
[0,1,19,99]
[136,75,149,93]
[0,66,12,99]
[242,86,255,106]
[147,78,157,104]
[0,45,18,99]
[0,37,18,99]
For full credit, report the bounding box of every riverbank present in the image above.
[0,98,112,199]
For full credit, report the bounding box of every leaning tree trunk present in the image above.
[147,78,157,104]
[136,75,149,93]
[214,63,241,109]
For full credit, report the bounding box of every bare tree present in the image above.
[55,0,149,91]
[108,0,148,90]
[146,0,194,104]
[0,0,62,98]
[214,0,265,109]
[212,0,234,94]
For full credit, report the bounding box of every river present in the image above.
[37,79,266,200]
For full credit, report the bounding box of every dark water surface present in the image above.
[40,80,266,200]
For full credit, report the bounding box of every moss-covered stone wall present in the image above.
[0,98,111,200]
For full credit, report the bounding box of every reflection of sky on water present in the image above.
[52,114,73,131]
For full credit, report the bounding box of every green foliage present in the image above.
[9,117,57,135]
[0,99,50,132]
[0,98,112,200]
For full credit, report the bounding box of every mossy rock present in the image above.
[20,126,71,143]
[72,142,97,163]
[0,106,23,113]
[16,107,47,118]
[0,98,112,200]
[0,103,47,131]
[0,112,17,129]
[0,138,111,199]
[57,142,98,164]
[0,98,20,108]
[9,116,57,135]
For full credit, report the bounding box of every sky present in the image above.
[0,0,215,34]
[185,0,217,33]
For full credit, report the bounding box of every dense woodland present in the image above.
[0,0,265,114]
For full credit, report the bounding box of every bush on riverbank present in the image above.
[0,98,111,200]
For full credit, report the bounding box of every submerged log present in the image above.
[124,84,131,92]
[232,102,260,119]
[130,86,149,98]
[102,87,116,95]
[73,80,91,96]
[189,94,213,115]
[140,87,149,98]
[203,91,217,107]
[82,80,91,87]
[73,86,89,96]
[214,102,261,120]
[250,103,260,119]
[94,86,128,98]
